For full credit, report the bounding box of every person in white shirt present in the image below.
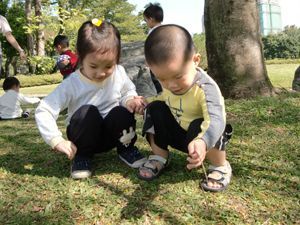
[0,77,40,119]
[35,19,147,179]
[0,15,26,77]
[143,3,163,94]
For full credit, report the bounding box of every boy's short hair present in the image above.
[53,35,69,48]
[76,20,121,64]
[143,3,164,22]
[144,24,195,66]
[2,77,20,91]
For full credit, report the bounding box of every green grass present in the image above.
[0,84,59,96]
[0,92,299,224]
[0,63,297,96]
[0,73,61,96]
[0,73,62,88]
[266,63,298,89]
[0,65,299,224]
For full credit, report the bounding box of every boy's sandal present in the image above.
[138,155,168,181]
[201,161,232,192]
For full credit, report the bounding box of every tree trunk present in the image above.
[25,0,35,56]
[4,57,12,78]
[25,0,36,73]
[11,56,18,76]
[204,0,273,98]
[58,0,67,34]
[35,0,45,56]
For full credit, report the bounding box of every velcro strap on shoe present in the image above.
[148,155,167,165]
[208,161,231,174]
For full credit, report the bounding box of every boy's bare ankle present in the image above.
[151,148,169,159]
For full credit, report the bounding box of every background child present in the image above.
[0,77,40,119]
[139,24,233,192]
[53,34,78,79]
[143,3,163,94]
[36,19,146,179]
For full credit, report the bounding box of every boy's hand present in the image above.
[61,59,70,66]
[126,96,147,115]
[187,139,206,170]
[54,140,77,160]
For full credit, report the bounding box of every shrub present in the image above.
[28,56,56,75]
[266,58,300,65]
[262,26,300,59]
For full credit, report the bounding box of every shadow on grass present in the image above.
[0,208,73,225]
[0,147,207,224]
[0,120,209,223]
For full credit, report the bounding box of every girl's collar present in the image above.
[78,69,110,87]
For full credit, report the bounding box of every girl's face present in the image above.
[149,54,200,95]
[80,50,117,83]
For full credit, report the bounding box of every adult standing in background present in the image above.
[0,15,26,77]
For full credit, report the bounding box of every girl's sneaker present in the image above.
[71,155,92,179]
[118,146,147,168]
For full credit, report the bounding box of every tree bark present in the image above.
[25,0,37,73]
[25,0,35,56]
[35,0,45,56]
[4,56,12,78]
[204,0,273,98]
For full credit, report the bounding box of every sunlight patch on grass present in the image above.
[266,63,298,88]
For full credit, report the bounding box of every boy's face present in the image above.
[55,45,63,54]
[144,16,155,29]
[149,54,200,95]
[11,84,20,92]
[80,50,117,83]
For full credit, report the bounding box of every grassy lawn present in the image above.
[0,93,299,224]
[0,65,299,224]
[0,63,297,96]
[266,63,298,88]
[19,84,59,96]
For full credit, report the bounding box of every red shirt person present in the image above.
[53,35,78,79]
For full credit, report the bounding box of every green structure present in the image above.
[258,0,282,36]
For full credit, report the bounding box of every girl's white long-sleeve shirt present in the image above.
[35,65,137,149]
[0,90,40,119]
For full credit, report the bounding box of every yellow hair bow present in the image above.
[92,18,103,27]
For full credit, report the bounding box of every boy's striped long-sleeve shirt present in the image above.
[147,68,226,149]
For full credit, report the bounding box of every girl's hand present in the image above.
[186,139,206,170]
[126,96,147,115]
[54,140,77,160]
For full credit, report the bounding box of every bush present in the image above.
[262,26,300,59]
[266,58,300,65]
[28,56,56,75]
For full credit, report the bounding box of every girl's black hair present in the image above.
[144,24,195,66]
[76,20,121,64]
[2,77,20,91]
